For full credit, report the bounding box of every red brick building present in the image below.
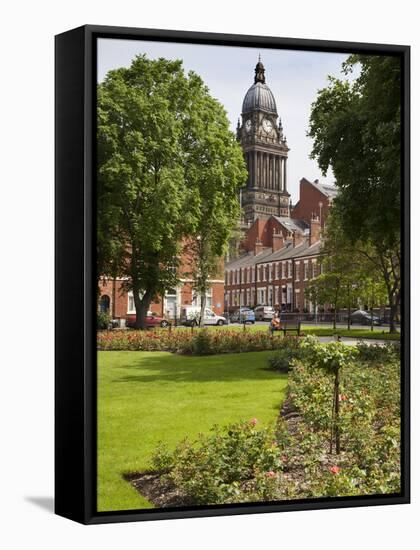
[98,253,225,323]
[225,199,326,313]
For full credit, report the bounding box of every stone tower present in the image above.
[237,58,290,223]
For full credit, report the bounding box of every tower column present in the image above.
[253,150,257,187]
[283,158,287,192]
[280,157,284,191]
[270,155,274,189]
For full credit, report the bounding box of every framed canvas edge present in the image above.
[55,24,410,526]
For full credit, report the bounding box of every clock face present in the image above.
[245,119,252,132]
[262,118,273,133]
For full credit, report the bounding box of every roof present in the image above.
[242,82,277,115]
[272,216,309,234]
[225,238,322,271]
[302,177,339,199]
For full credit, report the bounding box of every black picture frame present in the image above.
[55,24,410,525]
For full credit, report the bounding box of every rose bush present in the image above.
[145,338,400,504]
[97,328,294,355]
[151,419,290,504]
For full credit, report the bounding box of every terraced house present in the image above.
[225,59,338,312]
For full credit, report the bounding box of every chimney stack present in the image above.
[272,229,284,252]
[254,238,264,256]
[293,230,304,247]
[310,214,321,245]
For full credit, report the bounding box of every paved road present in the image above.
[226,321,395,331]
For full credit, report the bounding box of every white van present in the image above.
[254,305,276,321]
[181,306,227,326]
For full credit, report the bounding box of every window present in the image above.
[304,261,309,280]
[288,261,292,278]
[127,291,144,314]
[295,261,300,281]
[282,262,286,279]
[192,289,212,308]
[100,295,110,313]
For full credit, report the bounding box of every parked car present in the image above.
[254,305,276,321]
[181,306,227,326]
[126,311,171,328]
[349,309,381,326]
[230,307,256,324]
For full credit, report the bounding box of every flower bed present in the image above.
[126,339,401,505]
[97,328,299,355]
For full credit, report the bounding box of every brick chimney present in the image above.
[293,230,304,247]
[254,238,264,256]
[310,214,321,245]
[272,229,284,252]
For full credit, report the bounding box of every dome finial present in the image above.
[254,56,265,84]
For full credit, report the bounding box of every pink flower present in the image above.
[338,394,348,402]
[265,471,277,478]
[330,466,341,475]
[249,418,258,426]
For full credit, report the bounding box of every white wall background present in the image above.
[0,1,417,548]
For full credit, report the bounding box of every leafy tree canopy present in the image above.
[97,55,246,327]
[309,54,401,252]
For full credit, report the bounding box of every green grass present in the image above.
[98,350,288,512]
[300,326,400,340]
[216,323,398,340]
[192,323,400,340]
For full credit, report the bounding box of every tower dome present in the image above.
[241,58,277,115]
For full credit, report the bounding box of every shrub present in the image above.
[191,329,213,355]
[97,327,298,355]
[356,341,400,363]
[151,419,286,505]
[97,310,111,330]
[267,337,302,372]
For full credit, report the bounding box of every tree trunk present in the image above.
[389,298,398,334]
[347,285,351,331]
[133,287,154,330]
[199,289,206,328]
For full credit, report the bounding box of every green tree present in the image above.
[308,55,401,332]
[306,210,387,330]
[97,55,245,328]
[182,93,247,326]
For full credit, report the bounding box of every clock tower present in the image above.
[237,58,290,223]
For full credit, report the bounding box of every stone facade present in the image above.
[238,59,290,223]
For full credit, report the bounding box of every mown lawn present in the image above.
[97,350,288,512]
[215,324,400,340]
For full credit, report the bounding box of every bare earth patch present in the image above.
[123,471,195,508]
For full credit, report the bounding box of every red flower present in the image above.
[265,471,277,478]
[330,466,341,475]
[338,394,348,402]
[249,418,258,426]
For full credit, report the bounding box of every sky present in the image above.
[98,38,349,203]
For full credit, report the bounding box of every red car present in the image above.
[126,311,171,329]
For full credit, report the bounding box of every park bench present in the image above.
[271,319,301,336]
[281,320,301,336]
